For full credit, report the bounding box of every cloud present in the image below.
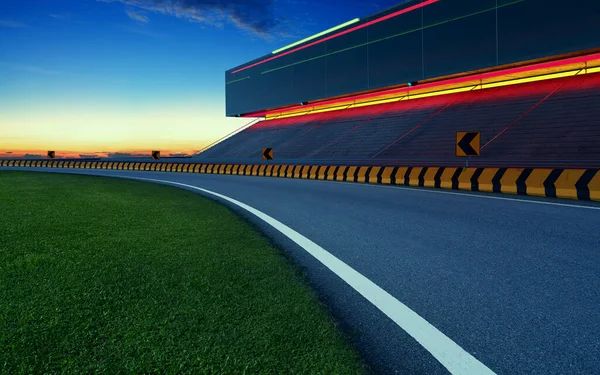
[24,154,43,159]
[79,154,100,158]
[107,152,147,158]
[0,20,27,28]
[169,153,190,157]
[97,0,280,37]
[119,25,165,37]
[49,13,71,20]
[6,152,13,154]
[108,152,133,157]
[125,8,149,23]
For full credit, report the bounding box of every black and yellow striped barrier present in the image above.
[1,160,598,202]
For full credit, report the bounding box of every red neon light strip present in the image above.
[249,52,600,117]
[371,86,478,158]
[231,0,439,74]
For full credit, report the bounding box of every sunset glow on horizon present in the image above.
[0,97,250,158]
[0,0,400,158]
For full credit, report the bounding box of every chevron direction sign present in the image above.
[47,151,56,159]
[262,148,273,160]
[456,132,481,157]
[151,150,160,160]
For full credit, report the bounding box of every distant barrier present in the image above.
[1,159,598,202]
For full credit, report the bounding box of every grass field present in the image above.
[0,171,367,374]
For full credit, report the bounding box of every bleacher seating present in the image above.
[195,72,600,167]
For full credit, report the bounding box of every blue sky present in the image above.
[0,0,403,157]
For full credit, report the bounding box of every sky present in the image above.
[0,0,403,158]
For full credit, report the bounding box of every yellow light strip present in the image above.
[266,102,356,119]
[274,105,343,119]
[481,69,582,89]
[353,95,408,108]
[266,92,416,119]
[265,60,600,120]
[408,85,479,100]
[588,66,600,74]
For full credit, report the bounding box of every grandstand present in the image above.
[196,0,600,169]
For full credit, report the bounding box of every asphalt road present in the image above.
[3,167,600,375]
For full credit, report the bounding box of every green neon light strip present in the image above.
[271,18,360,55]
[262,0,524,75]
[226,76,250,85]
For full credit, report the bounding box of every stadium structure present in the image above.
[196,0,600,168]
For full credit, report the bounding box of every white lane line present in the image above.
[357,182,600,210]
[4,166,598,210]
[240,174,600,211]
[131,176,496,375]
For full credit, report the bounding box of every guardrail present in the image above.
[191,157,600,169]
[1,159,598,202]
[6,157,598,169]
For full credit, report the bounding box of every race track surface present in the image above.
[3,168,600,375]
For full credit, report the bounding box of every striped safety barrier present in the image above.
[1,160,599,201]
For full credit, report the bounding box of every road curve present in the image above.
[3,167,600,375]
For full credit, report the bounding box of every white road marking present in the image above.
[131,176,496,375]
[3,166,599,210]
[311,177,600,211]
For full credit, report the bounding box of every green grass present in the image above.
[0,171,367,375]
